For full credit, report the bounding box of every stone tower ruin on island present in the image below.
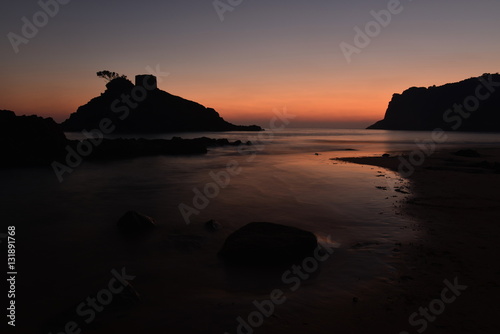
[135,74,157,90]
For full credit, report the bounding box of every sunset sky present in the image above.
[1,0,499,128]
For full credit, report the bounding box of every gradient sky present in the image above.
[1,0,499,128]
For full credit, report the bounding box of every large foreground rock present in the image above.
[218,222,318,265]
[117,211,156,234]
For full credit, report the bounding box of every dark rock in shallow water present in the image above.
[205,219,222,232]
[218,222,318,265]
[117,211,156,233]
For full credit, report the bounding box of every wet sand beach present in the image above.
[339,148,500,333]
[2,143,500,334]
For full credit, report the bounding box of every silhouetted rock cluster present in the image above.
[0,109,67,166]
[62,76,263,133]
[64,137,250,160]
[218,222,318,266]
[368,73,500,132]
[1,110,252,167]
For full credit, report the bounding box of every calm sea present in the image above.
[5,128,500,260]
[2,128,500,332]
[58,128,500,239]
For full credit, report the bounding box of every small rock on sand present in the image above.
[205,219,222,232]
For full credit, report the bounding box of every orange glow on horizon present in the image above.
[2,65,498,128]
[2,1,499,128]
[2,77,392,127]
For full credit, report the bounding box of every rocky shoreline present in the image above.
[0,109,252,167]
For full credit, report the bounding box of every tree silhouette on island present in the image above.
[61,71,263,133]
[96,70,127,82]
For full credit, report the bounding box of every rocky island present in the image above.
[62,73,263,133]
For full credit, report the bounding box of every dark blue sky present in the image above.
[1,0,499,127]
